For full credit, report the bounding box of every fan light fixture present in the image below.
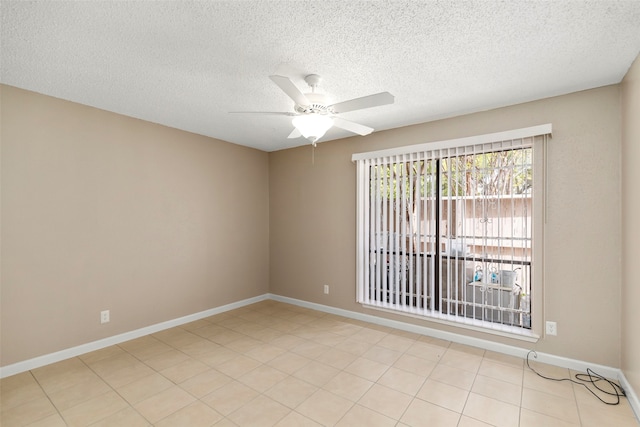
[230,74,394,149]
[292,114,334,145]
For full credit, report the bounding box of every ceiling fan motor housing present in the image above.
[295,93,334,115]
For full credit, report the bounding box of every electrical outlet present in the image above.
[545,321,557,336]
[100,310,110,324]
[323,285,329,294]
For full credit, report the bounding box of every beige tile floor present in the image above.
[1,300,638,426]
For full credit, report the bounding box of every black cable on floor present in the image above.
[526,350,626,405]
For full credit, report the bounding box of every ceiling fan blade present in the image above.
[332,117,374,136]
[269,75,310,107]
[228,111,296,116]
[287,128,302,139]
[330,92,394,114]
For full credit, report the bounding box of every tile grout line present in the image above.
[572,368,585,427]
[79,348,150,426]
[25,369,66,426]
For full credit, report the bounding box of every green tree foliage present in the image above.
[371,148,532,200]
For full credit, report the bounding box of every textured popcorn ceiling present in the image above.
[2,1,640,151]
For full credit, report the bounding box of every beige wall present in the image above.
[622,54,640,394]
[270,85,622,367]
[0,85,270,365]
[0,79,627,370]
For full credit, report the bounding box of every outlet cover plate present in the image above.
[545,321,557,336]
[100,310,110,324]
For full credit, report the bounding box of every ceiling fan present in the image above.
[232,74,394,146]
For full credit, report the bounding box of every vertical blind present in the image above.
[353,125,551,335]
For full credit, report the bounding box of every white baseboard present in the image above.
[269,293,639,419]
[619,371,640,421]
[0,294,269,379]
[2,292,638,422]
[269,294,620,376]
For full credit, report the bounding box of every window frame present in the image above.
[353,125,551,341]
